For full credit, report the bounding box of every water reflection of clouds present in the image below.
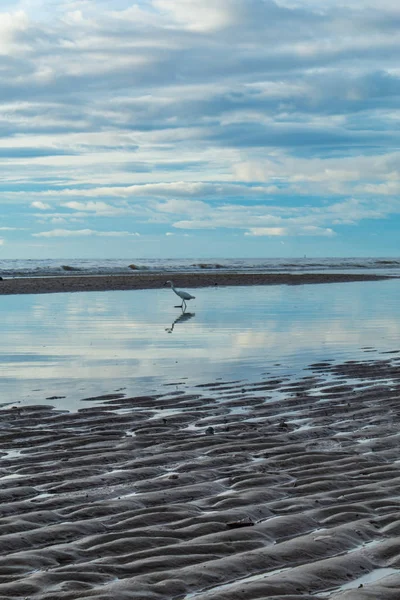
[231,319,400,358]
[1,281,400,407]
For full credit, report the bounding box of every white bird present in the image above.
[166,280,195,310]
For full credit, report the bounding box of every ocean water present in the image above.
[1,278,400,411]
[1,256,400,278]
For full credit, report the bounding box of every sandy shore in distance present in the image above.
[2,355,400,598]
[0,271,396,295]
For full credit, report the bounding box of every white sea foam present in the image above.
[1,257,400,278]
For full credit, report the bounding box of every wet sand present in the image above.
[2,356,400,598]
[0,272,395,295]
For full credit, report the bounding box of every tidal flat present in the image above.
[1,278,400,598]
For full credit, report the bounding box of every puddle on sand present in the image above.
[184,563,399,600]
[319,567,400,597]
[0,472,23,481]
[0,448,24,459]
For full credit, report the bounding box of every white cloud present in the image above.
[152,0,234,32]
[0,10,29,54]
[36,182,281,202]
[246,227,288,236]
[31,201,51,210]
[360,181,400,195]
[170,197,375,236]
[234,152,400,188]
[2,0,400,254]
[246,226,335,237]
[156,198,209,214]
[33,229,140,237]
[62,200,130,215]
[301,226,336,237]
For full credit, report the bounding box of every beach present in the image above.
[2,357,400,598]
[0,271,395,295]
[2,0,400,594]
[2,276,400,598]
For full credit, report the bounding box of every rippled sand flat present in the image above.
[2,357,400,599]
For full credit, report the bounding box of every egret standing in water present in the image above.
[166,280,195,311]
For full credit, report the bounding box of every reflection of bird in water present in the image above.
[166,280,195,310]
[165,311,195,333]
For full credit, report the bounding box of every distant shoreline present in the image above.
[0,272,396,295]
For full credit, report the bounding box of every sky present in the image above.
[1,0,400,259]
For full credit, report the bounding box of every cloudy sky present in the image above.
[1,0,400,259]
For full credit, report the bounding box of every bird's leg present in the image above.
[182,299,187,311]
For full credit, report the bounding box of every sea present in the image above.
[0,257,400,278]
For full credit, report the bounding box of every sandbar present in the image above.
[0,272,395,295]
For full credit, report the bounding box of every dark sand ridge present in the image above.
[0,272,396,295]
[2,356,400,598]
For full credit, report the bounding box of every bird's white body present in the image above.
[166,280,195,309]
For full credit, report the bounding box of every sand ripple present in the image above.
[2,357,400,598]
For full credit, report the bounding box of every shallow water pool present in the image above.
[1,279,400,411]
